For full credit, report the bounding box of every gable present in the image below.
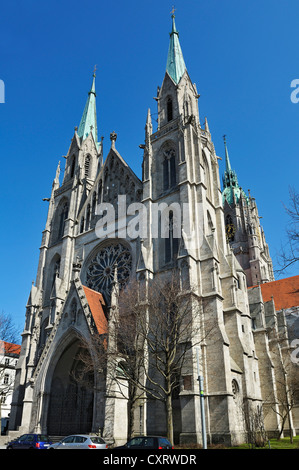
[76,145,142,234]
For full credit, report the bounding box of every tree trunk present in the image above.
[127,399,134,440]
[166,393,174,444]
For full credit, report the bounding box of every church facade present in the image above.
[8,16,295,446]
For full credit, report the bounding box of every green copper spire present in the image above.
[222,136,248,205]
[166,14,186,84]
[224,136,232,173]
[78,70,98,144]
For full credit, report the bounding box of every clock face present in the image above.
[85,243,132,302]
[225,223,236,241]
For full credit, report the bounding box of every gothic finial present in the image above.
[110,131,117,148]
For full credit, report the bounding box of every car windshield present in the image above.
[90,437,105,444]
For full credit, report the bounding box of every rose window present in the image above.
[85,243,132,302]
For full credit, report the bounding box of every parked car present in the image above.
[114,436,173,449]
[48,434,108,449]
[6,434,52,449]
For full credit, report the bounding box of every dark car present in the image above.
[6,433,52,449]
[114,436,173,449]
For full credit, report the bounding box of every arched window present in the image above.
[80,216,85,234]
[167,97,173,122]
[85,204,91,230]
[58,202,68,240]
[98,180,102,204]
[163,149,176,191]
[180,260,190,290]
[70,155,76,178]
[202,153,211,200]
[165,211,179,263]
[92,192,97,214]
[84,155,91,178]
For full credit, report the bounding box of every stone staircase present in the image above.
[0,430,22,447]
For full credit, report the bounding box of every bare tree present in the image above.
[270,360,299,442]
[262,320,299,442]
[241,401,268,448]
[278,187,299,274]
[76,272,216,444]
[0,311,21,344]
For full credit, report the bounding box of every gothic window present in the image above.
[202,153,211,200]
[84,155,91,178]
[92,192,97,214]
[70,155,76,178]
[163,149,176,191]
[25,307,31,331]
[98,180,102,204]
[58,202,68,240]
[167,97,173,122]
[165,211,179,263]
[80,216,85,234]
[180,260,190,290]
[85,243,132,303]
[85,204,91,230]
[50,301,56,324]
[232,379,239,399]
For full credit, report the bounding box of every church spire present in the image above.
[166,12,186,84]
[78,69,98,144]
[224,135,232,173]
[222,136,248,205]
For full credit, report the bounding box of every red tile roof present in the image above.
[0,341,21,356]
[82,286,108,335]
[250,275,299,311]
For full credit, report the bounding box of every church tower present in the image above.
[222,137,274,286]
[141,14,263,445]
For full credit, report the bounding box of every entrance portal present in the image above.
[47,340,94,436]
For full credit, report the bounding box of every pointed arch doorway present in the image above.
[47,339,94,436]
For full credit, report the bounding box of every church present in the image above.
[8,15,297,446]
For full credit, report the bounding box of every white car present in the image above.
[48,434,108,449]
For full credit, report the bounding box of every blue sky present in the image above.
[0,0,298,333]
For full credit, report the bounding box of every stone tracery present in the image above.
[85,242,132,302]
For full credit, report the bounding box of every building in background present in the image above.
[0,341,20,435]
